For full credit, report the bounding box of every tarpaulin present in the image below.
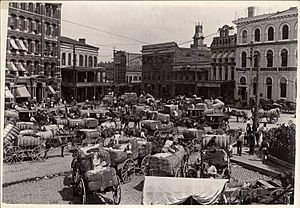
[15,85,31,98]
[143,176,228,205]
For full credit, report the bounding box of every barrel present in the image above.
[36,130,55,140]
[83,118,99,128]
[203,109,214,115]
[55,117,69,126]
[17,136,41,148]
[19,130,35,136]
[156,113,170,124]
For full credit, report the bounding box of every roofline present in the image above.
[60,36,99,50]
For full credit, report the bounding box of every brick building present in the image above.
[60,37,110,102]
[142,24,212,98]
[210,25,237,104]
[5,2,62,103]
[233,7,297,106]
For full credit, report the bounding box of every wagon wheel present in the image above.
[140,156,150,176]
[32,145,47,162]
[5,146,23,163]
[230,187,252,204]
[121,159,135,184]
[112,176,121,205]
[269,188,285,202]
[78,178,87,204]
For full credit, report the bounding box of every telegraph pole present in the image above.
[248,41,254,111]
[253,52,260,131]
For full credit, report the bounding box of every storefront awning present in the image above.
[197,82,220,88]
[10,39,19,50]
[217,53,223,59]
[47,85,56,94]
[211,53,217,59]
[223,52,229,59]
[8,62,18,71]
[15,85,31,98]
[229,52,235,58]
[17,39,28,51]
[18,62,26,71]
[6,89,14,99]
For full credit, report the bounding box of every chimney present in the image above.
[79,38,86,44]
[248,6,255,18]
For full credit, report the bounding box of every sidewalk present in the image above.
[231,146,294,178]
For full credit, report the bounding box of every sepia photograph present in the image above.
[0,1,298,206]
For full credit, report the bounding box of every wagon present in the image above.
[18,110,37,122]
[142,176,229,205]
[205,113,230,132]
[142,145,187,177]
[257,108,280,124]
[71,145,121,204]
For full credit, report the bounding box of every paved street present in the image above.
[2,163,278,204]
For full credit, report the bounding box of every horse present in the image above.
[229,109,248,122]
[121,110,143,129]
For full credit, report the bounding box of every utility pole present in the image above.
[253,52,260,131]
[249,41,254,112]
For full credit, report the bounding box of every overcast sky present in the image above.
[60,1,298,62]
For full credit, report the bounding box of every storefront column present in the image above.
[42,82,46,100]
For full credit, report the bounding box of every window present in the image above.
[79,55,84,66]
[219,67,222,80]
[254,51,260,67]
[94,57,97,67]
[88,56,93,67]
[231,67,234,80]
[133,76,137,81]
[225,67,228,80]
[280,77,287,98]
[266,77,272,99]
[266,50,273,67]
[68,53,71,65]
[62,53,66,65]
[240,76,246,85]
[282,25,289,40]
[19,16,25,31]
[85,55,88,66]
[28,3,34,12]
[267,27,274,41]
[253,76,257,95]
[241,51,247,67]
[242,30,247,43]
[27,18,32,32]
[281,49,288,67]
[213,68,216,80]
[254,28,260,42]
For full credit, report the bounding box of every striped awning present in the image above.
[10,39,19,50]
[229,52,235,58]
[47,85,56,94]
[17,39,28,51]
[223,52,229,59]
[217,53,223,59]
[8,62,18,71]
[211,53,217,59]
[15,85,31,98]
[6,89,14,99]
[18,62,26,71]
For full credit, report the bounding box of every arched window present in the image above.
[68,53,72,66]
[267,27,274,41]
[133,76,137,81]
[88,56,93,67]
[241,51,247,67]
[240,76,246,85]
[62,53,66,65]
[242,30,247,43]
[19,16,25,31]
[281,49,288,67]
[266,77,272,99]
[94,56,97,67]
[266,50,273,67]
[254,28,260,42]
[280,77,287,98]
[282,25,289,39]
[253,51,260,67]
[79,55,84,66]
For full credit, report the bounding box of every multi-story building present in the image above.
[233,6,298,106]
[5,2,62,103]
[142,24,212,98]
[60,37,109,102]
[210,25,237,104]
[113,51,142,94]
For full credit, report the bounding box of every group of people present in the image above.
[236,121,270,163]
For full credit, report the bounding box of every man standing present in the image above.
[237,131,243,156]
[249,131,255,155]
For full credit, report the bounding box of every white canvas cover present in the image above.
[143,176,228,205]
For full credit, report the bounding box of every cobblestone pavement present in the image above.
[2,164,279,204]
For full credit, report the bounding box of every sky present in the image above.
[60,1,298,62]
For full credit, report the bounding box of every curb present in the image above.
[231,157,280,178]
